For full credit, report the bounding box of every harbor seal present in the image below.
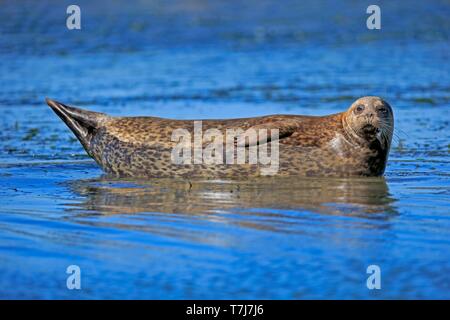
[46,96,394,178]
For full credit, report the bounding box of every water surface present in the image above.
[0,0,449,299]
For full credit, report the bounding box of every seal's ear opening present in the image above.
[45,98,106,150]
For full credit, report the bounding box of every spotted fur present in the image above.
[46,96,394,178]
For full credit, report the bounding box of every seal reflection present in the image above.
[66,176,397,223]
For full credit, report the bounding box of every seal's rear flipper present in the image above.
[46,98,108,150]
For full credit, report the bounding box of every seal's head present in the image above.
[343,96,394,148]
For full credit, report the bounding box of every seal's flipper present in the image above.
[46,98,108,151]
[236,121,297,147]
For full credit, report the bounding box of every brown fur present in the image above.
[46,96,394,178]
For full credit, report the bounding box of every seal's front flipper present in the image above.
[46,98,108,151]
[236,121,297,147]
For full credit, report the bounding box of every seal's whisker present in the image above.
[380,127,395,145]
[379,119,409,141]
[379,121,402,145]
[396,128,410,140]
[390,133,400,145]
[376,119,399,146]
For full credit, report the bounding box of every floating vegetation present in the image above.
[411,97,436,105]
[22,128,39,141]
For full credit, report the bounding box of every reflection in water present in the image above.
[66,176,397,220]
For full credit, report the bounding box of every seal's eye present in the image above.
[354,105,365,114]
[378,106,388,114]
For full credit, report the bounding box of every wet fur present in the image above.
[46,96,393,178]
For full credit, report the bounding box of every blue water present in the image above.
[0,0,449,299]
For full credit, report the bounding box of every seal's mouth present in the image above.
[361,124,380,137]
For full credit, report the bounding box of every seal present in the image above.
[46,96,394,178]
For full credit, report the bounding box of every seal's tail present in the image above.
[45,98,108,151]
